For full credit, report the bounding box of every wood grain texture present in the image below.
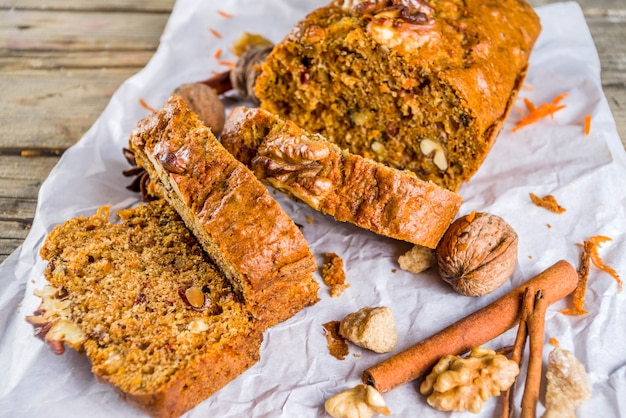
[0,0,624,263]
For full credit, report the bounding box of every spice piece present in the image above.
[325,384,391,418]
[420,347,519,413]
[323,321,349,360]
[513,93,567,132]
[501,287,534,418]
[529,193,566,214]
[322,253,350,297]
[543,346,591,418]
[362,260,577,393]
[520,290,548,418]
[339,307,398,354]
[398,245,435,274]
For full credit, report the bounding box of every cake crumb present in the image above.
[322,253,349,297]
[339,306,397,353]
[398,245,436,274]
[529,193,566,214]
[307,216,314,224]
[322,321,349,360]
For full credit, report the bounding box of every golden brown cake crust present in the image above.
[221,107,462,248]
[254,0,541,191]
[128,95,319,327]
[33,201,262,418]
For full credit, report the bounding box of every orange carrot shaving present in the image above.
[529,193,566,214]
[584,114,592,136]
[214,48,223,59]
[560,241,592,316]
[466,210,477,223]
[522,84,535,91]
[218,60,236,69]
[513,93,568,132]
[523,97,536,113]
[588,235,622,291]
[217,10,233,18]
[139,98,155,113]
[561,235,622,316]
[209,28,223,39]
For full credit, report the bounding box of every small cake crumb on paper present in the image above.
[529,193,566,214]
[322,252,349,297]
[322,321,349,360]
[398,245,436,274]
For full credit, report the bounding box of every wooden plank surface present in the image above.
[0,0,625,263]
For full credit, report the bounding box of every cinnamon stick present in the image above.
[501,286,534,418]
[521,290,548,418]
[362,260,577,393]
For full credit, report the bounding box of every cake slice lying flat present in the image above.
[221,107,462,249]
[28,200,262,418]
[129,95,319,327]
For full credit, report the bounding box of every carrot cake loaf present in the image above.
[221,106,462,248]
[254,0,541,191]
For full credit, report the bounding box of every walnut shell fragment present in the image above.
[436,212,518,296]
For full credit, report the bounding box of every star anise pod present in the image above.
[122,148,157,201]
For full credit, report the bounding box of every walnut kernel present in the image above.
[436,212,518,296]
[420,347,519,413]
[325,384,391,418]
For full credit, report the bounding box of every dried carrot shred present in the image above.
[522,84,535,91]
[560,240,592,316]
[549,337,559,347]
[217,10,233,18]
[584,114,592,136]
[139,98,155,113]
[466,210,477,223]
[512,93,568,132]
[588,235,622,292]
[561,235,622,316]
[209,28,223,39]
[214,48,222,59]
[529,193,566,214]
[218,60,236,69]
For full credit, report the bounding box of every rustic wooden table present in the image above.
[1,0,625,263]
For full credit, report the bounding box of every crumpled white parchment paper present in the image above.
[1,1,625,417]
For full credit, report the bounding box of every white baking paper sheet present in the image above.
[1,1,625,417]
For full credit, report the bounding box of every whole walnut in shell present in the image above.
[173,83,225,135]
[436,212,518,296]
